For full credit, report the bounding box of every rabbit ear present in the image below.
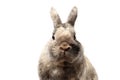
[50,7,62,28]
[67,7,77,26]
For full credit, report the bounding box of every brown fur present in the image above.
[38,7,98,80]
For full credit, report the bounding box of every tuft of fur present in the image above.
[38,7,98,80]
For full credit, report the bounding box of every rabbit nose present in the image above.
[60,42,71,51]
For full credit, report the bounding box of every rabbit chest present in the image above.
[46,64,80,80]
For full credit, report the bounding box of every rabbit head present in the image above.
[49,7,83,63]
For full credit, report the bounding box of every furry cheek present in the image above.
[49,46,60,58]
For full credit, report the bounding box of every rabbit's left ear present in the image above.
[50,7,62,28]
[67,7,78,26]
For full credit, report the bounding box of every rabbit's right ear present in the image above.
[50,7,62,28]
[67,7,77,26]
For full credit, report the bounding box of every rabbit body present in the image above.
[38,7,98,80]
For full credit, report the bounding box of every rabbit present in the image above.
[38,6,98,80]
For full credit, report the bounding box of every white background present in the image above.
[0,0,120,80]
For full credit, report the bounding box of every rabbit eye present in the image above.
[74,35,76,40]
[52,35,55,40]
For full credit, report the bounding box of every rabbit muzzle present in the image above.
[59,42,71,52]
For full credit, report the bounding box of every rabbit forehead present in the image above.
[55,26,75,40]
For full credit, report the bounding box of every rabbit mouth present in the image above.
[59,51,69,58]
[58,52,73,62]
